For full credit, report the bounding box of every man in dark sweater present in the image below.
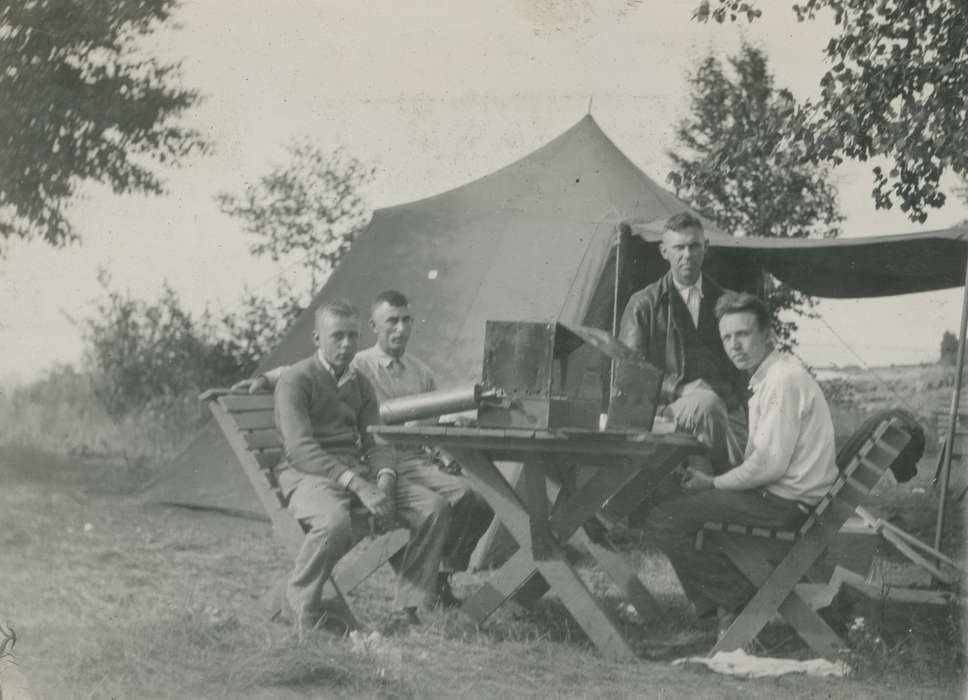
[274,300,450,635]
[618,212,748,472]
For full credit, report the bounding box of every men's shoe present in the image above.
[431,573,463,610]
[296,609,354,640]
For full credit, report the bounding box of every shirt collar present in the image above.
[370,345,406,369]
[316,350,356,386]
[748,349,780,393]
[672,274,704,298]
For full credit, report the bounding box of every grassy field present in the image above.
[0,363,965,698]
[0,442,963,699]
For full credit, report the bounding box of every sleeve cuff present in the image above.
[376,468,397,481]
[337,470,357,489]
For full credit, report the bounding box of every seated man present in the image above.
[239,290,491,605]
[349,290,491,603]
[646,292,838,633]
[619,212,748,473]
[274,299,451,635]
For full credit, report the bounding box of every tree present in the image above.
[216,139,374,297]
[667,44,843,350]
[940,330,958,366]
[694,0,968,223]
[80,271,303,418]
[210,278,304,377]
[0,0,209,252]
[82,270,213,417]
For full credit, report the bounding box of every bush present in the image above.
[81,271,302,420]
[939,330,958,366]
[819,376,858,408]
[2,274,304,465]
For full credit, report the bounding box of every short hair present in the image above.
[371,289,409,312]
[315,299,359,324]
[665,212,704,234]
[714,292,771,330]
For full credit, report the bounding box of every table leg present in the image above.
[461,547,542,623]
[523,458,556,560]
[451,449,638,660]
[600,445,680,524]
[533,558,637,661]
[571,525,661,621]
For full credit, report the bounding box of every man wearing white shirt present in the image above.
[619,212,748,473]
[646,292,839,626]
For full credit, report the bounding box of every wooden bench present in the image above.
[695,415,918,659]
[201,389,410,628]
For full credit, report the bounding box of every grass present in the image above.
[0,367,207,469]
[0,364,966,698]
[0,444,963,699]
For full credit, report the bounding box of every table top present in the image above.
[369,424,704,458]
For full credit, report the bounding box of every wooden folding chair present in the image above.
[201,389,410,628]
[933,404,968,502]
[695,415,918,659]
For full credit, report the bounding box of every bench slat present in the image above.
[243,429,284,451]
[233,410,277,431]
[218,393,275,412]
[829,477,868,509]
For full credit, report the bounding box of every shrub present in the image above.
[80,271,303,421]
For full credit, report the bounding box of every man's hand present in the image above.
[674,379,717,428]
[230,375,271,394]
[682,467,715,491]
[349,476,393,521]
[376,472,397,524]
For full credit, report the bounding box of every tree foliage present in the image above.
[81,271,302,418]
[940,330,958,366]
[209,278,304,378]
[0,0,208,252]
[668,44,843,350]
[695,0,968,223]
[216,139,374,295]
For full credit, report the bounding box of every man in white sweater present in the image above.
[646,291,838,627]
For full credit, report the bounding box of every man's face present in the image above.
[314,311,359,371]
[660,226,707,286]
[719,311,771,372]
[370,302,413,357]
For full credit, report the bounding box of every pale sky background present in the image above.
[2,0,967,384]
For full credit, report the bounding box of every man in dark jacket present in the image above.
[618,212,748,472]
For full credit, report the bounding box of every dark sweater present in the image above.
[274,353,390,482]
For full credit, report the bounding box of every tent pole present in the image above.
[612,223,631,337]
[607,224,631,424]
[933,256,968,556]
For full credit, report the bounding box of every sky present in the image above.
[2,0,967,384]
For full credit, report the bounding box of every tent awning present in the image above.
[626,221,968,299]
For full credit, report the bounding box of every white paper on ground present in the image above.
[672,649,849,678]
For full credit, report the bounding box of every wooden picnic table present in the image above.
[369,424,704,661]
